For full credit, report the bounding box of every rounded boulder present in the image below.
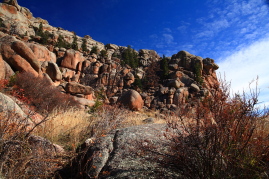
[118,89,144,111]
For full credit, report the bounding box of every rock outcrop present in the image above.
[0,0,220,110]
[59,124,181,178]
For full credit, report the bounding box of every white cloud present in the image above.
[164,28,172,33]
[217,36,269,106]
[163,34,175,45]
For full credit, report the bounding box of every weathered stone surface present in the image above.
[203,58,219,75]
[105,43,119,50]
[28,135,65,156]
[168,79,184,89]
[72,96,95,107]
[65,82,93,95]
[28,43,56,63]
[0,92,29,122]
[11,41,40,73]
[9,54,39,76]
[0,55,5,80]
[118,89,144,111]
[61,49,85,70]
[41,61,62,81]
[190,83,200,93]
[142,117,155,124]
[169,63,178,70]
[173,87,189,105]
[64,124,180,178]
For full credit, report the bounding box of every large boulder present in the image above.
[72,96,95,108]
[2,0,20,10]
[0,36,39,77]
[11,41,41,73]
[0,55,5,80]
[203,58,219,75]
[118,89,144,111]
[59,124,180,178]
[3,60,14,78]
[41,61,62,81]
[0,92,30,124]
[173,87,189,105]
[65,82,93,95]
[28,43,56,63]
[60,49,85,70]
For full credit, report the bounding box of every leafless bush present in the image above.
[14,72,79,114]
[0,102,66,178]
[88,104,129,138]
[161,79,269,178]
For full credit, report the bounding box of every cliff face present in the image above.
[0,0,220,111]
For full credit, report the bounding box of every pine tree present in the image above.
[36,22,43,36]
[100,49,107,58]
[90,46,98,55]
[56,34,71,48]
[71,32,78,50]
[160,55,169,80]
[122,45,139,68]
[81,38,88,52]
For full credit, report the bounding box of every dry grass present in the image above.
[33,108,92,152]
[0,104,65,178]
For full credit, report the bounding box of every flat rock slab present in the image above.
[62,124,181,178]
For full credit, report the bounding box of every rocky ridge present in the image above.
[0,0,219,112]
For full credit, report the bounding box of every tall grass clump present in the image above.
[34,108,92,152]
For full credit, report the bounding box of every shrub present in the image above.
[194,61,203,85]
[142,59,160,88]
[34,22,52,45]
[160,80,269,178]
[100,49,107,58]
[81,38,88,52]
[90,46,98,55]
[0,97,66,178]
[160,55,169,81]
[56,34,71,49]
[13,72,79,114]
[71,32,78,50]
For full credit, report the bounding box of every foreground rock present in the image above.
[59,124,180,178]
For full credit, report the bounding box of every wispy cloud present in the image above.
[164,28,172,33]
[217,36,269,106]
[163,34,175,45]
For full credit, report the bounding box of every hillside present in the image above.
[0,0,268,178]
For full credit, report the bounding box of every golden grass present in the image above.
[32,105,169,152]
[33,108,92,151]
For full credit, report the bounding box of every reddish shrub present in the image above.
[14,72,79,113]
[161,80,269,178]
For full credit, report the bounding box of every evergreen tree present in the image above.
[36,22,43,36]
[90,46,98,55]
[81,38,88,52]
[100,49,107,58]
[133,76,143,89]
[34,22,51,45]
[160,55,169,80]
[194,62,203,85]
[71,32,78,50]
[56,34,71,48]
[122,45,139,68]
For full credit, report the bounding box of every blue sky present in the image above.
[19,0,269,106]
